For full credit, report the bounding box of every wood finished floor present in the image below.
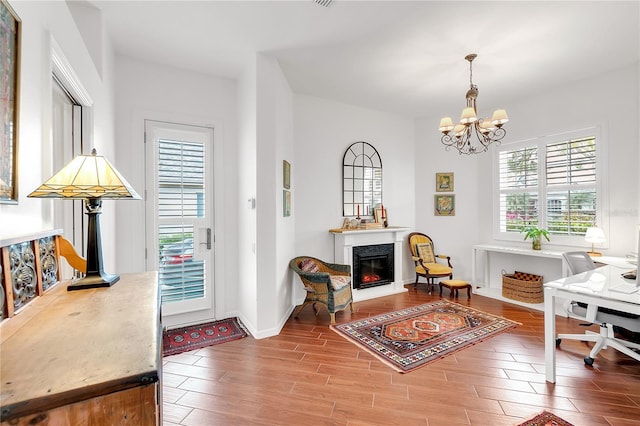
[162,285,640,425]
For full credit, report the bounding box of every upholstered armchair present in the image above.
[289,256,354,324]
[407,232,453,293]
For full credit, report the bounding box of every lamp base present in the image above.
[67,273,120,291]
[587,251,602,257]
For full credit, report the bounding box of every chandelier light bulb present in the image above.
[439,117,454,133]
[459,107,478,124]
[491,109,509,126]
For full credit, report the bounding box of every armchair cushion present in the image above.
[415,243,435,263]
[329,275,351,290]
[299,258,320,273]
[416,263,452,275]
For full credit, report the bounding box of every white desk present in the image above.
[472,244,563,287]
[543,264,640,383]
[472,243,632,288]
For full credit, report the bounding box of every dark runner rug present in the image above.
[330,300,519,373]
[517,411,574,426]
[163,317,248,356]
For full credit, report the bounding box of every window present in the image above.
[494,127,603,245]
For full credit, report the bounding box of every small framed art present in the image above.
[283,160,291,189]
[434,194,455,216]
[283,190,291,217]
[436,172,454,192]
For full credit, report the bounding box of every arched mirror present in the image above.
[343,141,382,217]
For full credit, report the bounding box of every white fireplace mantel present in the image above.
[330,227,410,302]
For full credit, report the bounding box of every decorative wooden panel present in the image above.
[37,236,58,291]
[8,241,37,312]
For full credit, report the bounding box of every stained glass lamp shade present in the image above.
[28,149,141,290]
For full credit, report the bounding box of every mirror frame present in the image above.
[342,141,382,217]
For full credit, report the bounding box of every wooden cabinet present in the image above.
[0,272,161,425]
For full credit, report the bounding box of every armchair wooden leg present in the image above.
[330,313,336,324]
[293,302,310,319]
[349,302,355,313]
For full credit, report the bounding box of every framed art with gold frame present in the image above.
[435,172,454,192]
[434,194,455,216]
[0,0,21,204]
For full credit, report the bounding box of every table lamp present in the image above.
[28,149,140,290]
[585,226,606,257]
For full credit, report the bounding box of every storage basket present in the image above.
[501,271,544,303]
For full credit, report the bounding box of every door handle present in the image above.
[199,228,212,250]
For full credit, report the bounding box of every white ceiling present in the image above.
[93,0,640,119]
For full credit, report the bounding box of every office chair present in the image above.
[557,251,640,366]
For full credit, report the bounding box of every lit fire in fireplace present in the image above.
[362,274,381,283]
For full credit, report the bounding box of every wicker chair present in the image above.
[408,232,453,293]
[289,256,354,324]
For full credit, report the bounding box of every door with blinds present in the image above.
[145,120,214,322]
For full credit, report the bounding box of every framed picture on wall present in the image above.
[283,160,291,189]
[0,0,21,204]
[434,194,455,216]
[435,172,454,192]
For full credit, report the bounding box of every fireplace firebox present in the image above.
[352,243,394,289]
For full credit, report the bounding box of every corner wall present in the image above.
[0,1,116,268]
[113,56,239,323]
[415,63,640,284]
[292,95,417,297]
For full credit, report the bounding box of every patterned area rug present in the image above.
[330,300,519,373]
[163,317,248,356]
[517,411,574,426]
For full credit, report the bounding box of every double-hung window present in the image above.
[494,127,604,246]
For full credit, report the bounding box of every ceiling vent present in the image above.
[314,0,333,7]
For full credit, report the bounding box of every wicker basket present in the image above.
[502,271,544,303]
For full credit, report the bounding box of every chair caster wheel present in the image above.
[584,357,594,366]
[555,338,561,348]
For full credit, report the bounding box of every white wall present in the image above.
[236,59,259,333]
[293,95,416,288]
[255,55,296,337]
[113,56,239,322]
[415,63,640,286]
[0,1,116,269]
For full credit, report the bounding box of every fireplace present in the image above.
[352,243,394,290]
[331,226,409,302]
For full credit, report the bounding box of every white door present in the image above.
[145,120,215,325]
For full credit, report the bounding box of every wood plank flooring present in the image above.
[162,285,640,425]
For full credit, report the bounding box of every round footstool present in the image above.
[439,279,472,299]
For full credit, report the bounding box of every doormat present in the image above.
[330,300,519,373]
[163,317,248,356]
[517,411,574,426]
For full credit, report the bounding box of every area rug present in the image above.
[330,300,519,373]
[517,411,574,426]
[163,317,248,356]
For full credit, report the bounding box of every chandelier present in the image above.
[438,54,509,155]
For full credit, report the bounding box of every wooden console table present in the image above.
[0,272,161,425]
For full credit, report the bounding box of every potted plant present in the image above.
[521,225,550,250]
